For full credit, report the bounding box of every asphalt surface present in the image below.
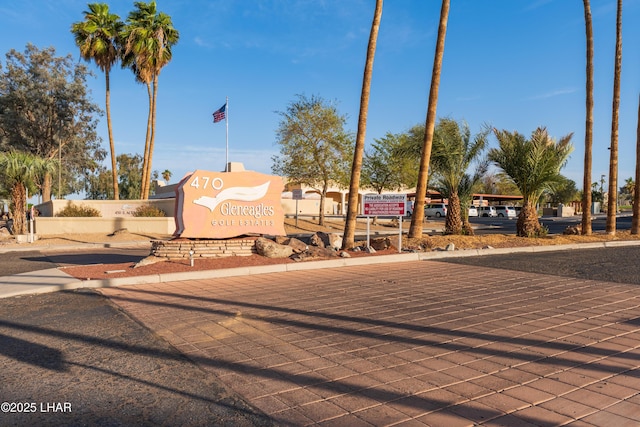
[1,247,149,276]
[442,245,640,285]
[465,214,631,235]
[0,289,273,427]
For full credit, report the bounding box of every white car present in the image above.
[495,205,517,218]
[478,206,497,217]
[424,203,447,217]
[468,206,478,217]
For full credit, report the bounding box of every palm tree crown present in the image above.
[122,1,179,77]
[71,3,123,72]
[489,127,573,237]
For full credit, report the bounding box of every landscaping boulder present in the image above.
[319,232,343,250]
[255,237,295,258]
[370,237,391,251]
[274,235,289,245]
[0,228,11,238]
[291,246,340,262]
[284,237,308,253]
[134,255,167,269]
[309,232,325,248]
[563,225,580,235]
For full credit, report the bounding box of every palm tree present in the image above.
[122,1,179,200]
[0,151,57,235]
[489,128,573,237]
[457,168,487,235]
[342,0,383,250]
[409,0,450,239]
[633,95,640,234]
[582,0,594,235]
[606,0,622,234]
[623,177,635,197]
[161,169,172,183]
[71,3,123,200]
[430,119,488,235]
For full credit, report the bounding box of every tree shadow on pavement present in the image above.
[0,333,67,371]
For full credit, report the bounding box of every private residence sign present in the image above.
[174,170,286,239]
[362,194,407,216]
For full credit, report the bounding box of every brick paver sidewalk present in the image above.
[100,260,640,426]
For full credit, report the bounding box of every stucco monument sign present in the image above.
[174,169,286,239]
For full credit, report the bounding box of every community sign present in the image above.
[174,170,286,239]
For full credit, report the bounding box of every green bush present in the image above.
[55,204,101,217]
[133,205,166,217]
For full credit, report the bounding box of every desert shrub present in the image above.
[55,204,101,217]
[133,205,166,217]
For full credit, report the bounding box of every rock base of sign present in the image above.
[151,237,258,259]
[308,232,343,250]
[148,231,367,263]
[370,236,392,251]
[255,237,295,258]
[256,232,344,261]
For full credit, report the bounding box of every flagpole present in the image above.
[225,96,229,172]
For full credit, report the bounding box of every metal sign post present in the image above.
[292,189,303,228]
[362,194,407,253]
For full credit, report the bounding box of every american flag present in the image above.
[213,103,226,123]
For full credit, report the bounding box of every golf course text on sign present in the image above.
[174,170,286,239]
[362,194,407,216]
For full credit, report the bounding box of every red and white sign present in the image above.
[362,194,407,216]
[174,170,286,239]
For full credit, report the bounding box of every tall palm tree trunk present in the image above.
[606,0,622,234]
[632,94,640,234]
[106,70,119,200]
[140,81,153,200]
[143,77,159,200]
[582,0,593,234]
[408,0,450,238]
[343,0,383,250]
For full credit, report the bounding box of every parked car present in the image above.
[468,206,478,217]
[424,203,447,217]
[478,206,497,217]
[495,205,517,218]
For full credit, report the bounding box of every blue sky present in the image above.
[1,0,639,191]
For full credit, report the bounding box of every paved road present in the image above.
[0,289,273,427]
[441,245,640,285]
[0,247,149,276]
[465,214,631,235]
